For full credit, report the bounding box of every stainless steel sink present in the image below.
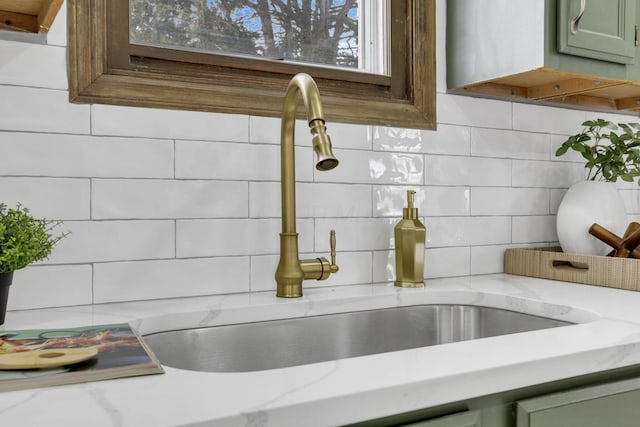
[143,305,571,372]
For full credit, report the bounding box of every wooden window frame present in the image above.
[68,0,435,129]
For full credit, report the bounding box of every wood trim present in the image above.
[37,0,62,32]
[0,0,62,33]
[389,0,409,99]
[546,94,619,111]
[528,78,624,100]
[68,0,436,129]
[448,68,640,116]
[451,83,529,99]
[128,44,391,87]
[0,10,38,33]
[616,97,640,110]
[68,0,107,102]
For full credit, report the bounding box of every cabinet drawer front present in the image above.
[517,377,640,427]
[557,0,636,64]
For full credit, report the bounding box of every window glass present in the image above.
[129,0,388,75]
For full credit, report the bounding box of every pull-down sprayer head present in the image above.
[309,118,339,171]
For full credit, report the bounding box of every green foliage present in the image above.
[556,118,640,184]
[0,204,68,274]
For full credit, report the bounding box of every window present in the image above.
[129,0,388,76]
[68,0,435,129]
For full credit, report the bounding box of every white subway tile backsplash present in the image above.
[590,111,639,125]
[0,178,89,220]
[94,257,250,303]
[425,247,471,278]
[251,117,343,147]
[306,251,373,288]
[471,128,549,160]
[176,141,313,181]
[470,245,509,275]
[92,105,248,141]
[615,179,639,191]
[512,160,584,188]
[437,93,512,129]
[550,189,567,214]
[425,156,469,186]
[372,250,395,283]
[471,187,549,216]
[513,103,586,135]
[249,254,279,292]
[46,220,175,264]
[425,156,511,187]
[512,216,557,243]
[92,180,247,219]
[0,41,67,89]
[315,218,396,251]
[372,125,471,156]
[249,116,288,144]
[419,125,471,156]
[373,185,427,217]
[9,265,92,310]
[176,218,314,257]
[620,189,640,214]
[0,86,90,134]
[319,149,423,185]
[326,121,371,150]
[0,133,174,178]
[547,134,581,162]
[372,247,470,281]
[427,216,512,247]
[250,182,371,218]
[46,0,67,47]
[371,127,423,153]
[250,251,373,292]
[0,4,638,312]
[425,187,471,217]
[373,186,469,217]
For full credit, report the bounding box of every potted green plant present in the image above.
[555,119,640,256]
[0,204,67,324]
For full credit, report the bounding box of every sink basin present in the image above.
[143,305,571,372]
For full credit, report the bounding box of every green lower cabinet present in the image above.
[516,377,640,427]
[401,410,481,427]
[351,367,640,427]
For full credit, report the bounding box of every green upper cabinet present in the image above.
[447,0,640,114]
[557,0,637,65]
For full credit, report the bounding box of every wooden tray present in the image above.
[504,247,640,291]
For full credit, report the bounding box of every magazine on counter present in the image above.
[0,323,164,392]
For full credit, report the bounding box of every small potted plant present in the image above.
[555,119,640,255]
[0,204,67,324]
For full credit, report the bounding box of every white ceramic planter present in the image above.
[556,181,628,256]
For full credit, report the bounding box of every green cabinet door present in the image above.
[516,376,640,427]
[402,410,481,427]
[557,0,637,64]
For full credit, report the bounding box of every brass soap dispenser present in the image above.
[394,190,426,287]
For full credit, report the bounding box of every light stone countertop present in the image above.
[2,273,640,426]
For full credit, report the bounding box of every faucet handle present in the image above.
[300,230,339,280]
[329,229,339,274]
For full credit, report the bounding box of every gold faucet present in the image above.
[275,73,339,298]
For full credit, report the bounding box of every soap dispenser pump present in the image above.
[394,190,426,287]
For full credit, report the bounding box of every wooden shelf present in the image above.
[0,0,63,34]
[450,67,640,116]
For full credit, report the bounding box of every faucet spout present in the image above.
[276,73,339,298]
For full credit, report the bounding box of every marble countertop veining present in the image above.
[3,274,640,426]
